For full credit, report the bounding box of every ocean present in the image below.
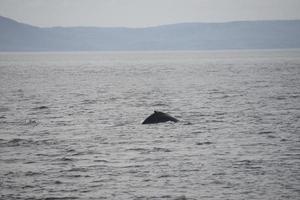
[0,50,299,199]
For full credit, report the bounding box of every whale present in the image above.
[142,111,179,124]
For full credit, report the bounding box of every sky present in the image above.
[0,0,300,27]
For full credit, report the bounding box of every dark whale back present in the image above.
[142,111,178,124]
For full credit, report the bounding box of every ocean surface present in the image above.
[0,50,299,200]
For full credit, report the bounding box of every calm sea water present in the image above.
[0,50,299,200]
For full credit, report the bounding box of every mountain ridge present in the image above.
[1,15,300,51]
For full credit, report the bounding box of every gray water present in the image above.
[0,50,299,200]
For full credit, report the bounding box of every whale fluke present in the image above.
[142,111,178,124]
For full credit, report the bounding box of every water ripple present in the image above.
[0,51,299,200]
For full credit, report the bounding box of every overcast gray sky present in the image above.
[0,0,300,27]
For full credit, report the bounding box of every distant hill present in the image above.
[1,15,300,51]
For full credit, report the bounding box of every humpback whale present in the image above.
[142,111,179,124]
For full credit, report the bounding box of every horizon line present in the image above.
[1,14,300,29]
